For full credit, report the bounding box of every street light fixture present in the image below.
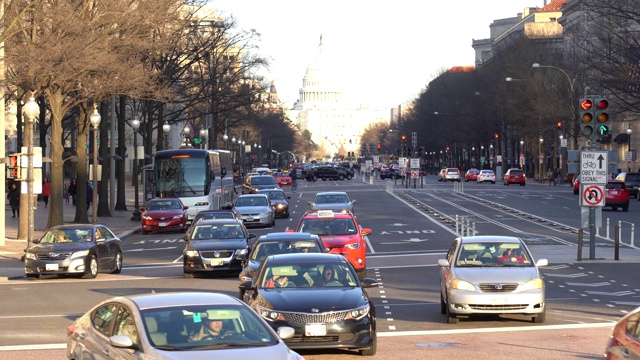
[89,105,101,224]
[131,117,141,221]
[627,124,632,151]
[200,129,207,149]
[183,126,190,147]
[22,96,39,247]
[162,123,170,149]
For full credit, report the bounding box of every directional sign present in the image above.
[580,184,605,207]
[580,150,608,184]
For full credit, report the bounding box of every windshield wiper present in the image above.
[190,342,264,350]
[154,345,185,351]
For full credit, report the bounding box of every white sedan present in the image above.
[477,170,496,184]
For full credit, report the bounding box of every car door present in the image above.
[93,227,111,271]
[78,303,119,360]
[107,305,142,359]
[440,239,459,297]
[101,226,120,267]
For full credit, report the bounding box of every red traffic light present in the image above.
[557,121,562,129]
[9,154,19,167]
[596,99,608,110]
[377,144,381,150]
[494,133,499,139]
[401,135,407,141]
[581,99,593,110]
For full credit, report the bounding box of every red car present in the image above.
[605,180,629,212]
[294,210,371,281]
[604,305,640,359]
[573,175,581,195]
[503,168,526,186]
[465,169,480,182]
[274,172,292,187]
[140,198,188,234]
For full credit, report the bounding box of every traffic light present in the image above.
[377,144,381,152]
[494,133,499,140]
[579,97,595,138]
[595,97,610,139]
[557,121,563,131]
[251,155,255,161]
[7,153,21,180]
[401,135,407,145]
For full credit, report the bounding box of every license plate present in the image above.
[305,324,326,336]
[210,259,223,266]
[246,217,254,221]
[159,222,167,227]
[491,296,507,304]
[45,264,59,271]
[611,191,619,195]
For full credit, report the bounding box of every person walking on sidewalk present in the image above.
[8,182,20,217]
[42,179,51,208]
[68,178,77,206]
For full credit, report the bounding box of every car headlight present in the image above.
[260,210,272,216]
[240,275,252,282]
[142,215,152,220]
[345,304,370,320]
[185,250,200,257]
[70,250,90,259]
[25,252,37,261]
[345,242,360,250]
[520,278,544,291]
[450,278,476,292]
[276,203,285,209]
[256,305,284,322]
[172,214,183,219]
[236,248,247,256]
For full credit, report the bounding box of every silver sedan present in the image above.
[307,191,356,213]
[438,236,548,324]
[233,194,276,228]
[66,292,303,360]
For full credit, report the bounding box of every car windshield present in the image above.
[456,242,533,267]
[235,197,268,207]
[298,218,357,236]
[147,200,181,210]
[250,240,322,261]
[140,304,278,349]
[39,228,93,243]
[315,195,348,204]
[195,212,235,222]
[191,224,244,240]
[262,191,285,200]
[251,177,277,185]
[260,261,357,288]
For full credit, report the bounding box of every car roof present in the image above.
[194,219,244,226]
[259,188,285,193]
[128,292,242,310]
[51,224,100,230]
[196,210,235,214]
[315,191,348,196]
[266,252,347,264]
[237,194,269,198]
[458,236,522,244]
[301,209,354,219]
[258,232,320,241]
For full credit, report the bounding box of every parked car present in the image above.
[476,169,496,184]
[66,292,303,360]
[140,198,188,234]
[182,219,254,278]
[438,235,548,324]
[185,210,238,239]
[603,305,640,360]
[573,175,581,195]
[239,253,378,356]
[503,168,526,186]
[24,224,123,279]
[605,180,630,212]
[237,232,326,301]
[307,191,356,213]
[259,189,291,218]
[437,169,447,182]
[465,169,480,182]
[444,168,461,182]
[233,194,276,227]
[615,172,640,199]
[242,175,280,194]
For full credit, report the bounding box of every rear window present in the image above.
[607,182,625,190]
[509,170,523,175]
[446,169,459,174]
[625,174,640,183]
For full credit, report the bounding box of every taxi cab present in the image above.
[293,210,371,280]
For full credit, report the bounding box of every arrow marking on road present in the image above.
[564,282,611,287]
[584,290,635,296]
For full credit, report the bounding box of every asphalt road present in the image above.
[2,176,639,359]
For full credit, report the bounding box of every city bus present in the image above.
[153,148,234,222]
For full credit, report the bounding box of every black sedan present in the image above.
[237,232,326,301]
[259,189,291,218]
[239,253,378,356]
[182,219,255,278]
[24,224,123,279]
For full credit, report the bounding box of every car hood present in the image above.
[313,203,351,211]
[186,239,247,251]
[259,288,367,312]
[320,234,360,248]
[27,242,92,254]
[453,267,540,284]
[234,206,271,214]
[154,345,292,359]
[143,210,183,218]
[252,184,279,190]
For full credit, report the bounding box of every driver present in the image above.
[189,317,232,341]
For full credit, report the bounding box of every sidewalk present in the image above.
[1,184,142,279]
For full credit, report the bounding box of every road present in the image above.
[2,176,639,359]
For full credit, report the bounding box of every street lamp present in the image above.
[520,139,525,173]
[162,123,170,150]
[131,117,141,221]
[183,126,190,147]
[539,137,544,183]
[22,96,39,247]
[627,124,632,151]
[223,133,229,149]
[200,129,207,149]
[89,105,101,224]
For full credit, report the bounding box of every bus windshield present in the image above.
[155,157,207,198]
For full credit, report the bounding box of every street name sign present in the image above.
[580,151,608,184]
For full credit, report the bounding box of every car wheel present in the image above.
[623,204,629,212]
[520,183,525,186]
[110,252,123,274]
[347,175,352,180]
[440,292,446,314]
[359,328,377,356]
[26,273,40,279]
[533,309,546,323]
[84,256,98,279]
[504,182,508,186]
[270,216,276,227]
[338,175,345,180]
[142,230,148,235]
[445,293,458,324]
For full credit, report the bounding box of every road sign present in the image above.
[411,170,419,179]
[580,151,608,184]
[410,158,420,169]
[400,168,406,176]
[580,184,605,207]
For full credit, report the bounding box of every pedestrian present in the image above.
[87,181,93,210]
[552,168,558,186]
[291,169,298,193]
[42,179,51,208]
[64,183,70,204]
[7,182,20,218]
[68,178,77,206]
[547,168,553,186]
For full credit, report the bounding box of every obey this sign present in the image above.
[580,151,608,184]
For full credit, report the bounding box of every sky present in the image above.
[210,0,545,109]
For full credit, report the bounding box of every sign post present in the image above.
[579,150,608,260]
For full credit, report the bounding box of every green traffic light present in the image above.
[598,125,610,136]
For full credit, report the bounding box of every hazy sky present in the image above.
[211,0,545,109]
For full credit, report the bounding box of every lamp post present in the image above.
[200,129,207,149]
[22,96,39,247]
[89,105,101,224]
[162,123,170,150]
[183,126,190,147]
[520,139,525,174]
[539,137,544,183]
[627,124,633,172]
[131,117,141,221]
[223,133,229,149]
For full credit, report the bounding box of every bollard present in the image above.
[606,218,610,239]
[632,223,635,247]
[369,173,373,185]
[614,224,620,261]
[455,215,460,235]
[577,229,583,261]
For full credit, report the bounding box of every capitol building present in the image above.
[286,36,389,160]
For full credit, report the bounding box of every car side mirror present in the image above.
[238,280,254,291]
[139,207,145,212]
[307,201,312,205]
[183,206,189,210]
[237,252,247,261]
[361,228,372,236]
[33,238,41,244]
[351,199,357,204]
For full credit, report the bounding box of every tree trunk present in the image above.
[73,106,90,224]
[46,92,66,228]
[115,96,128,211]
[156,102,165,152]
[97,102,111,217]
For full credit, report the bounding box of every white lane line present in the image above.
[377,322,615,337]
